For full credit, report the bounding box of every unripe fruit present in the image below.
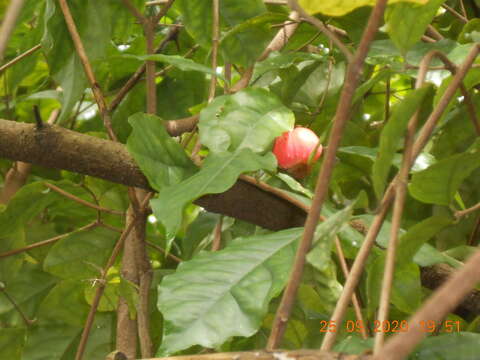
[273,127,323,179]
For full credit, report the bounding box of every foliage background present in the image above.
[1,0,480,359]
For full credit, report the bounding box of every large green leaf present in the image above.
[367,256,421,315]
[410,332,480,360]
[157,227,301,355]
[299,0,428,16]
[409,142,480,205]
[43,227,117,280]
[42,0,111,122]
[0,328,25,359]
[0,263,56,315]
[157,206,353,355]
[151,150,277,241]
[307,203,354,272]
[37,280,90,326]
[385,0,445,54]
[199,88,294,154]
[123,54,223,79]
[372,85,432,199]
[176,0,266,48]
[127,113,197,192]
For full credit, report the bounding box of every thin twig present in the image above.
[153,0,176,24]
[44,182,125,215]
[384,72,390,122]
[334,237,369,339]
[146,241,182,263]
[230,11,300,92]
[74,194,152,360]
[426,25,443,41]
[0,0,26,62]
[374,249,480,360]
[373,52,433,353]
[441,4,468,23]
[0,222,98,259]
[209,0,220,101]
[211,216,223,251]
[0,43,41,73]
[468,215,480,246]
[456,201,480,218]
[321,43,480,351]
[0,285,36,326]
[288,0,353,63]
[57,0,117,141]
[121,0,145,24]
[266,0,387,350]
[108,25,181,113]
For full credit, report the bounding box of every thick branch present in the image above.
[0,119,305,231]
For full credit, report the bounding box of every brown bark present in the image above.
[0,119,306,231]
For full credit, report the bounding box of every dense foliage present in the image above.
[1,0,480,359]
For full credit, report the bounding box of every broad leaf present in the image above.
[397,216,453,265]
[176,0,266,47]
[385,0,445,54]
[43,227,117,280]
[220,13,281,67]
[157,206,354,354]
[372,85,432,199]
[367,256,421,315]
[123,54,224,79]
[409,142,480,205]
[151,150,277,241]
[299,0,428,16]
[199,88,294,154]
[307,203,354,271]
[157,227,301,355]
[42,0,111,122]
[127,113,197,191]
[410,332,480,360]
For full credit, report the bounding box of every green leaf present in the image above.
[43,227,117,280]
[157,227,301,355]
[410,332,480,360]
[123,54,224,79]
[151,150,277,241]
[199,88,294,154]
[409,142,480,205]
[127,113,197,192]
[458,19,480,44]
[397,216,453,265]
[307,203,354,271]
[367,256,421,315]
[220,13,281,67]
[0,263,56,315]
[176,0,266,48]
[42,0,111,123]
[299,0,428,16]
[38,280,90,326]
[0,328,25,359]
[385,0,445,54]
[372,85,432,199]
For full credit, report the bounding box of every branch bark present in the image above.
[0,119,306,231]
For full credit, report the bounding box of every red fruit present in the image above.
[273,127,323,179]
